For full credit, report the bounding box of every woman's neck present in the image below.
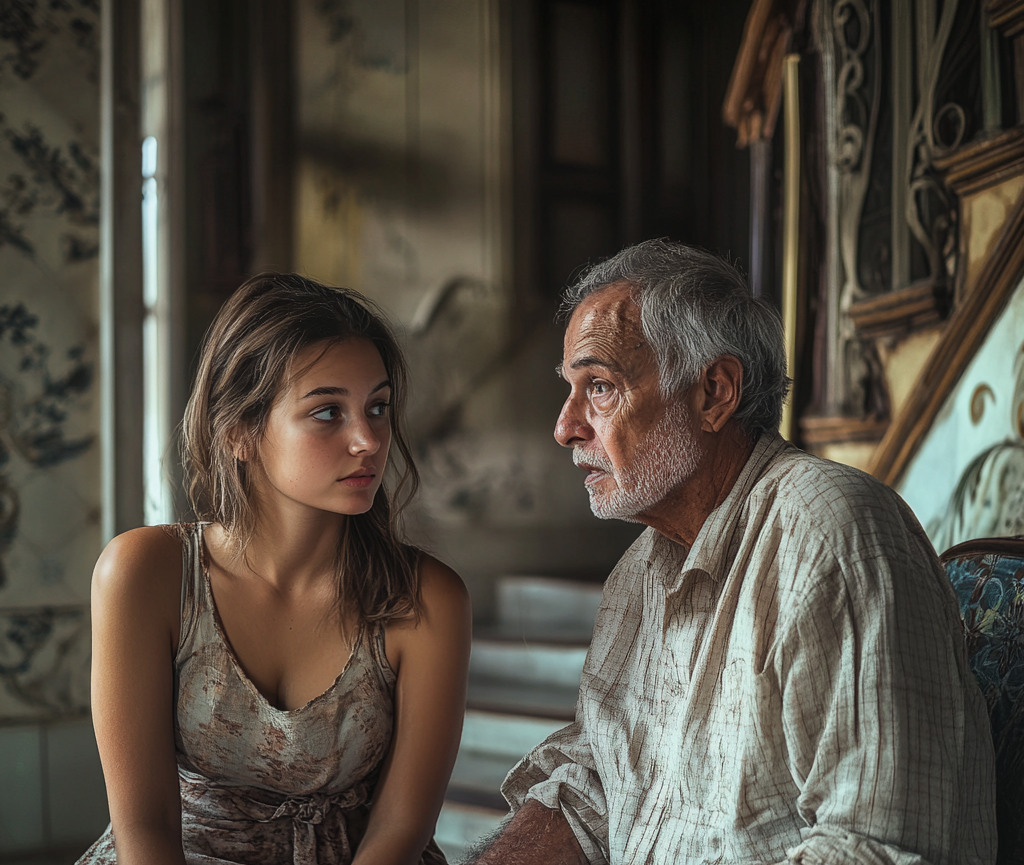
[214,504,345,595]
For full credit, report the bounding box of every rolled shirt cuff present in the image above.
[786,825,930,865]
[503,759,609,865]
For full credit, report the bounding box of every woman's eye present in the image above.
[312,405,339,421]
[369,402,391,418]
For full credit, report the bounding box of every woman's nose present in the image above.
[349,419,381,455]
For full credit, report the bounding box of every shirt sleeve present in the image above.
[501,719,610,864]
[499,531,662,865]
[771,512,996,865]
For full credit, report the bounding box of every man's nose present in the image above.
[554,397,591,448]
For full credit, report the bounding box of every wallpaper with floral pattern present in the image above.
[0,0,101,721]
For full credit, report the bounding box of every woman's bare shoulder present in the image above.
[92,525,186,614]
[416,552,470,612]
[385,553,470,650]
[384,552,471,675]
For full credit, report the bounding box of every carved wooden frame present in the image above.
[870,138,1024,485]
[988,0,1024,37]
[936,125,1024,195]
[848,278,949,338]
[722,0,796,146]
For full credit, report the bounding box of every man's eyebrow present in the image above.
[571,356,625,374]
[555,357,626,380]
[300,379,391,399]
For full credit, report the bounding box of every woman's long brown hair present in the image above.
[181,273,421,625]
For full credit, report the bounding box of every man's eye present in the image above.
[312,405,339,421]
[591,381,610,396]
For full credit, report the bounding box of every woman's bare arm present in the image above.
[354,555,472,865]
[90,527,187,865]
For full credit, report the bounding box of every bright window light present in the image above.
[141,135,173,525]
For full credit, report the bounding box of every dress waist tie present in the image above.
[179,768,370,865]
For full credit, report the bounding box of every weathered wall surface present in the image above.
[878,176,1024,444]
[0,1,109,854]
[295,0,501,323]
[898,275,1024,552]
[896,171,1024,553]
[293,0,642,615]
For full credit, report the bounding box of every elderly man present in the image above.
[471,240,995,865]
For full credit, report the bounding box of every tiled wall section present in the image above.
[0,720,108,858]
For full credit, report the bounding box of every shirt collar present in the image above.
[649,430,788,588]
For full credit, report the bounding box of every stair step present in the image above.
[461,708,566,759]
[435,800,508,862]
[467,676,577,721]
[474,621,595,644]
[496,575,604,631]
[438,576,599,860]
[449,745,517,798]
[447,749,514,813]
[469,638,588,690]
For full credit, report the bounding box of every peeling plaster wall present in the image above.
[960,175,1024,293]
[0,0,109,856]
[294,0,643,617]
[877,328,944,419]
[295,0,498,324]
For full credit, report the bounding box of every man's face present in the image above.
[555,282,704,522]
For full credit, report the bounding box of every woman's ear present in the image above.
[229,426,252,462]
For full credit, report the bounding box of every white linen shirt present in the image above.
[502,433,996,865]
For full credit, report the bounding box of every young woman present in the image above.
[80,274,472,865]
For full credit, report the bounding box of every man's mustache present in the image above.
[572,447,613,473]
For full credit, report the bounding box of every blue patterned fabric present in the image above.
[942,537,1024,864]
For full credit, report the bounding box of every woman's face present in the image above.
[251,338,393,518]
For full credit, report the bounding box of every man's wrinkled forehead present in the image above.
[561,282,651,377]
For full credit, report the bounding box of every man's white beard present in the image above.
[575,401,703,522]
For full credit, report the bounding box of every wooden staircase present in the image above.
[434,575,602,860]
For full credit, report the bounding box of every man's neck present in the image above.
[640,425,757,547]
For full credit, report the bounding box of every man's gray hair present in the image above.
[561,239,791,437]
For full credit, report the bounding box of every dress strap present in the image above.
[175,522,204,658]
[367,622,398,684]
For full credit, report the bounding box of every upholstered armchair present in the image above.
[941,537,1024,864]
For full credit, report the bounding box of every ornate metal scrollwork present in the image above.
[830,0,882,415]
[833,0,873,171]
[905,0,963,282]
[814,0,981,420]
[833,0,880,310]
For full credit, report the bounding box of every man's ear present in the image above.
[697,355,743,433]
